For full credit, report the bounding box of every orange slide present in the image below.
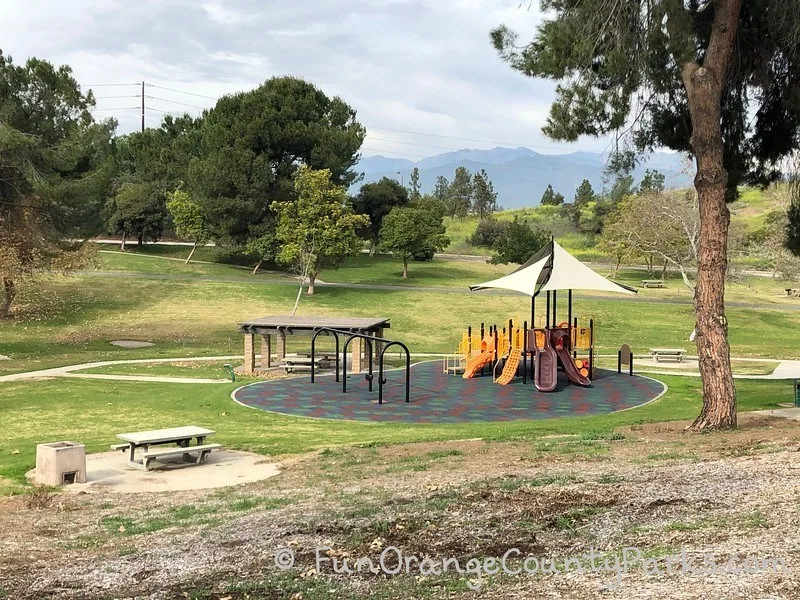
[495,348,522,385]
[462,350,494,379]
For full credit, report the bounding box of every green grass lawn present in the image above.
[0,373,790,495]
[3,267,800,380]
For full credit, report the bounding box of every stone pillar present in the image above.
[243,332,255,374]
[374,328,384,363]
[351,337,362,374]
[260,334,272,368]
[277,330,287,363]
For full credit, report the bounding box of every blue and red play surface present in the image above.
[233,361,665,424]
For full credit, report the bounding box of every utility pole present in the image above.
[140,81,145,132]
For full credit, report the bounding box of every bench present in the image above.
[650,348,686,363]
[142,443,221,471]
[641,279,666,288]
[282,356,330,373]
[786,289,800,298]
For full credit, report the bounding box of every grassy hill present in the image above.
[444,185,789,265]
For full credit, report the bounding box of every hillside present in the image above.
[356,147,692,209]
[442,185,785,261]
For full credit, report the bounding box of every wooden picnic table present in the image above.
[115,426,220,471]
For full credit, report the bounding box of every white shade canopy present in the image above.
[470,240,636,296]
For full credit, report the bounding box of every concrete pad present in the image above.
[26,450,280,494]
[0,354,9,361]
[753,407,800,421]
[109,340,155,348]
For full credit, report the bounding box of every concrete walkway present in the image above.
[0,356,240,384]
[0,353,453,384]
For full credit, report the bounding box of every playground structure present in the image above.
[444,313,596,392]
[310,327,411,404]
[446,239,635,392]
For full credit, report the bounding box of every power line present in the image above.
[84,83,140,87]
[145,83,218,100]
[94,95,140,100]
[144,95,207,110]
[367,136,484,152]
[365,124,576,152]
[361,146,427,159]
[90,107,140,111]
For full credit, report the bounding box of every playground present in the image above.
[233,361,665,423]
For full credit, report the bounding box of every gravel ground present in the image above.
[1,414,799,599]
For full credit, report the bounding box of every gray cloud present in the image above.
[0,0,613,156]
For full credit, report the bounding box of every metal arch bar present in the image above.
[310,328,341,383]
[342,333,374,393]
[378,341,411,405]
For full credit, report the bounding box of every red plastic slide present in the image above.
[550,329,591,387]
[534,331,558,392]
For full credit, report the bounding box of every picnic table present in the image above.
[113,426,221,471]
[786,288,800,297]
[641,279,666,288]
[650,348,686,363]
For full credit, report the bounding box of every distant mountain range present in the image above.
[355,147,692,209]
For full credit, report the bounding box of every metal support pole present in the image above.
[568,290,573,341]
[546,292,551,328]
[553,290,557,326]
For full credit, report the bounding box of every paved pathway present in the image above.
[0,356,240,384]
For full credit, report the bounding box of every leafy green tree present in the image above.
[379,207,449,278]
[352,177,409,255]
[492,0,800,430]
[111,115,201,244]
[272,166,368,295]
[0,51,114,318]
[468,218,508,248]
[540,184,563,206]
[166,188,211,263]
[409,167,422,201]
[107,182,166,248]
[607,175,636,204]
[639,169,666,195]
[573,179,596,206]
[189,76,365,254]
[490,218,549,265]
[471,169,497,218]
[432,175,450,204]
[447,166,473,217]
[410,194,446,221]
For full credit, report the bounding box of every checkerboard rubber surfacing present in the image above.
[233,361,665,424]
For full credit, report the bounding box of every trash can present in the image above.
[35,442,86,486]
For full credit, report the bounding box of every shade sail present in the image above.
[469,240,636,296]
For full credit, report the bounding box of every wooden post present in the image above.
[243,332,255,374]
[260,334,272,368]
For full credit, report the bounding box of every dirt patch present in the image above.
[1,418,799,599]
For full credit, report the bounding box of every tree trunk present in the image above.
[661,259,668,279]
[402,258,408,279]
[369,240,377,257]
[0,278,15,319]
[252,259,263,275]
[185,243,197,265]
[307,273,316,295]
[681,0,741,431]
[120,232,127,252]
[137,234,143,247]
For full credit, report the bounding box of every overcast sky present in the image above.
[0,0,615,160]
